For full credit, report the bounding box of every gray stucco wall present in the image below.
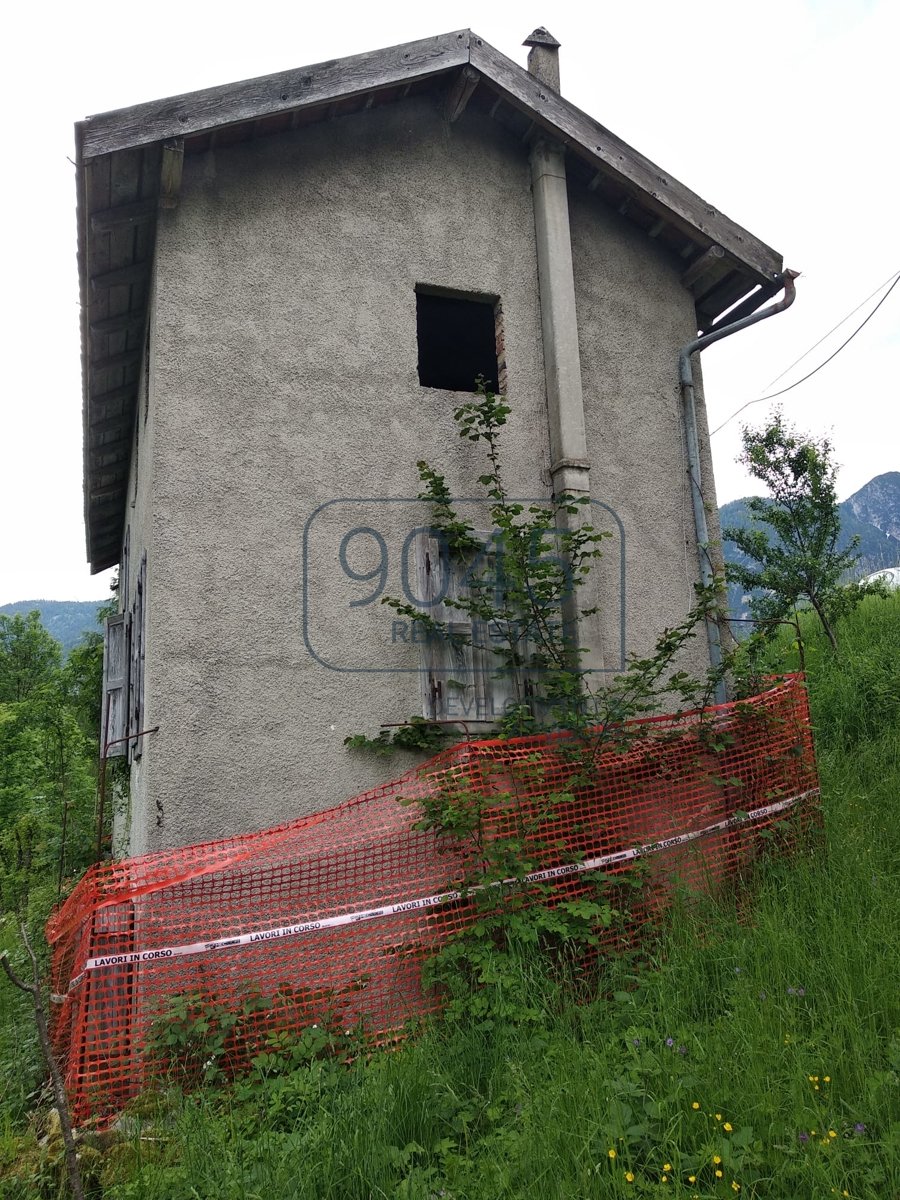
[136,98,549,853]
[127,96,721,854]
[569,186,721,678]
[112,284,157,853]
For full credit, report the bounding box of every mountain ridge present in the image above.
[721,470,900,621]
[0,599,108,654]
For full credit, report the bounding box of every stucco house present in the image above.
[80,28,792,855]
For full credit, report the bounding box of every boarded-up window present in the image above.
[101,614,128,757]
[415,531,533,725]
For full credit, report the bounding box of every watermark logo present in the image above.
[302,498,625,675]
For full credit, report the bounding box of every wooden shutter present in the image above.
[129,555,147,761]
[415,532,523,725]
[101,614,128,757]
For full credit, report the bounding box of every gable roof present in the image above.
[77,28,784,573]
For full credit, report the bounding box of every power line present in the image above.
[759,267,900,391]
[710,268,900,436]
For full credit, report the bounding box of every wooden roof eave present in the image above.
[467,38,781,286]
[76,29,781,285]
[78,30,472,158]
[77,28,785,573]
[76,137,96,572]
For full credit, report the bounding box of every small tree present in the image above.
[0,611,62,703]
[724,411,858,650]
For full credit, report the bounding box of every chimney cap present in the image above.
[523,27,561,49]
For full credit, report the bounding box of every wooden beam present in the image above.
[681,244,726,290]
[468,38,783,282]
[90,348,143,372]
[89,438,132,465]
[92,553,122,573]
[90,311,146,336]
[89,518,125,540]
[90,411,131,436]
[88,497,127,519]
[90,383,136,406]
[444,65,479,122]
[78,30,471,157]
[90,199,157,232]
[702,277,782,333]
[89,482,129,501]
[159,139,184,209]
[90,262,151,291]
[90,384,136,423]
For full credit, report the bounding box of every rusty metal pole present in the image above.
[95,726,160,861]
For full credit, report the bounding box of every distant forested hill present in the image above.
[720,471,900,623]
[0,600,107,653]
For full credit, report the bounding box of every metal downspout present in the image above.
[679,269,800,702]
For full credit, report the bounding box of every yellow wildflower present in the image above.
[624,1171,635,1183]
[724,1122,733,1132]
[814,1085,820,1091]
[828,1130,837,1139]
[692,1101,700,1110]
[716,1169,724,1179]
[713,1156,722,1165]
[664,1164,672,1172]
[732,1184,741,1193]
[688,1177,696,1184]
[824,1076,831,1083]
[608,1149,617,1160]
[715,1112,722,1121]
[661,1175,669,1183]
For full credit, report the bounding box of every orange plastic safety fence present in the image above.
[48,676,818,1123]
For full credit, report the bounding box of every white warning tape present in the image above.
[67,790,816,993]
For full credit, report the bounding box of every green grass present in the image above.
[3,595,899,1199]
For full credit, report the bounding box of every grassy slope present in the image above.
[2,597,898,1199]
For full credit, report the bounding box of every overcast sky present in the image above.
[1,0,897,606]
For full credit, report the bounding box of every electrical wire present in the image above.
[760,267,900,391]
[710,268,900,436]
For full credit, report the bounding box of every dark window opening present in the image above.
[416,289,499,393]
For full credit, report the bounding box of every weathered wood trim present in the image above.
[90,386,135,424]
[90,199,158,231]
[701,277,782,334]
[89,312,146,336]
[468,39,782,281]
[444,65,479,122]
[681,244,726,290]
[89,437,132,465]
[77,26,785,572]
[90,263,152,290]
[90,348,143,372]
[89,482,129,502]
[159,138,184,209]
[88,497,128,519]
[90,416,131,439]
[79,30,471,158]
